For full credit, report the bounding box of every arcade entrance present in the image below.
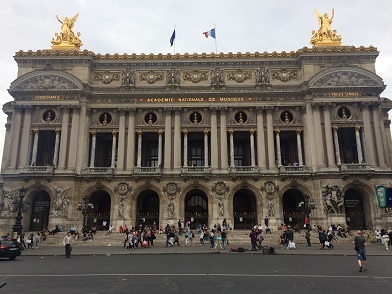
[29,190,51,231]
[233,189,257,229]
[87,190,111,230]
[135,190,159,229]
[282,189,305,227]
[344,188,366,229]
[184,190,208,229]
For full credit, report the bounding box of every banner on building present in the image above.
[375,185,387,208]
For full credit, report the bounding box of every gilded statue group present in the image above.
[310,8,342,46]
[51,13,83,49]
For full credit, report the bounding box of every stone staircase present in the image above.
[34,228,361,247]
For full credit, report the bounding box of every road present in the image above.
[1,254,391,294]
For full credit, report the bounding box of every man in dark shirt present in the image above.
[353,230,367,272]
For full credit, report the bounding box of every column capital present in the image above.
[118,107,127,115]
[137,131,142,135]
[384,120,391,127]
[275,128,280,133]
[23,105,33,112]
[33,129,39,134]
[229,129,234,135]
[322,102,332,110]
[158,130,163,135]
[332,125,339,130]
[265,106,274,114]
[60,105,72,112]
[55,129,61,134]
[296,129,302,134]
[71,105,81,113]
[204,129,209,135]
[312,102,321,111]
[14,105,23,113]
[250,129,255,135]
[218,107,228,113]
[210,107,218,114]
[183,130,188,135]
[359,102,371,111]
[112,131,118,136]
[91,131,96,136]
[128,107,136,115]
[370,102,380,110]
[256,106,264,114]
[173,107,181,114]
[355,125,361,131]
[164,107,172,115]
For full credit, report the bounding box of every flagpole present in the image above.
[173,25,176,54]
[214,24,217,54]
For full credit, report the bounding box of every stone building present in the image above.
[1,45,392,233]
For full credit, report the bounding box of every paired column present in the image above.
[58,106,70,170]
[266,107,275,169]
[371,104,386,166]
[76,101,87,174]
[312,103,325,167]
[204,130,209,167]
[126,109,136,171]
[210,109,218,169]
[355,126,364,163]
[89,132,96,167]
[256,108,266,169]
[163,109,172,170]
[332,126,341,165]
[183,131,188,167]
[67,106,81,170]
[250,130,256,167]
[296,129,304,166]
[229,130,234,167]
[220,110,228,170]
[158,131,163,167]
[136,131,142,167]
[9,106,23,169]
[30,130,39,165]
[275,129,282,166]
[111,132,117,168]
[117,108,126,170]
[18,106,32,168]
[361,103,376,165]
[323,104,335,167]
[53,129,61,167]
[173,108,181,170]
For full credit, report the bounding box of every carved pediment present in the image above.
[309,67,384,89]
[9,71,83,91]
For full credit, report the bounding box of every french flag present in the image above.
[203,28,216,39]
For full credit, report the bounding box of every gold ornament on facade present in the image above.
[51,13,83,50]
[271,69,297,82]
[183,70,208,83]
[139,71,164,84]
[227,70,252,83]
[94,72,120,84]
[310,9,342,47]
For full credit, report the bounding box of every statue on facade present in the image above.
[121,69,136,87]
[310,9,342,46]
[166,68,180,86]
[0,190,16,217]
[322,184,344,214]
[210,68,225,87]
[268,200,275,217]
[51,13,83,50]
[168,200,175,219]
[255,67,270,85]
[217,196,225,217]
[51,186,71,217]
[118,200,124,219]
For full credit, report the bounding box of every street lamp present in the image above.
[11,187,30,238]
[77,198,94,228]
[299,195,316,216]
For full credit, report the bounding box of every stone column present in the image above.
[323,103,335,167]
[18,106,32,168]
[312,103,325,167]
[250,130,256,166]
[67,105,81,171]
[229,130,234,167]
[256,107,266,169]
[296,129,303,166]
[137,131,142,167]
[58,106,70,170]
[266,107,275,169]
[117,108,126,170]
[210,109,218,170]
[204,130,209,167]
[158,130,163,167]
[53,129,61,167]
[361,103,376,166]
[126,108,136,171]
[183,130,188,167]
[371,103,386,167]
[173,108,181,170]
[1,124,12,172]
[275,129,282,166]
[76,100,87,174]
[30,130,39,166]
[355,126,363,163]
[220,109,229,170]
[361,128,368,163]
[111,131,117,169]
[164,108,172,171]
[333,126,341,165]
[89,132,96,168]
[9,106,23,169]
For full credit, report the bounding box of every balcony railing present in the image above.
[21,165,54,174]
[278,165,312,174]
[181,166,211,174]
[339,163,374,173]
[133,166,162,174]
[84,167,114,175]
[230,166,259,173]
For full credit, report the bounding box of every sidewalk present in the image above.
[20,242,392,257]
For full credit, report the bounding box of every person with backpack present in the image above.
[353,230,367,272]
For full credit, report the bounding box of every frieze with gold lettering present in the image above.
[137,97,256,103]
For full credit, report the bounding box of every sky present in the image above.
[0,0,391,166]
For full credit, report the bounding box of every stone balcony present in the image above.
[339,163,374,174]
[181,166,211,175]
[278,165,312,175]
[21,165,54,174]
[133,166,162,175]
[230,166,259,174]
[84,167,114,175]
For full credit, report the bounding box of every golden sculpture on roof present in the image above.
[51,13,83,50]
[310,9,342,47]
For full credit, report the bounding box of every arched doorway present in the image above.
[344,188,367,229]
[184,190,208,229]
[233,189,257,229]
[282,189,305,227]
[29,190,51,231]
[87,190,111,230]
[136,190,159,229]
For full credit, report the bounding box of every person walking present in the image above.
[353,230,367,272]
[35,232,41,249]
[63,231,72,258]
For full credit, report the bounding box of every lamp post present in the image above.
[11,187,30,238]
[77,198,94,228]
[299,195,316,228]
